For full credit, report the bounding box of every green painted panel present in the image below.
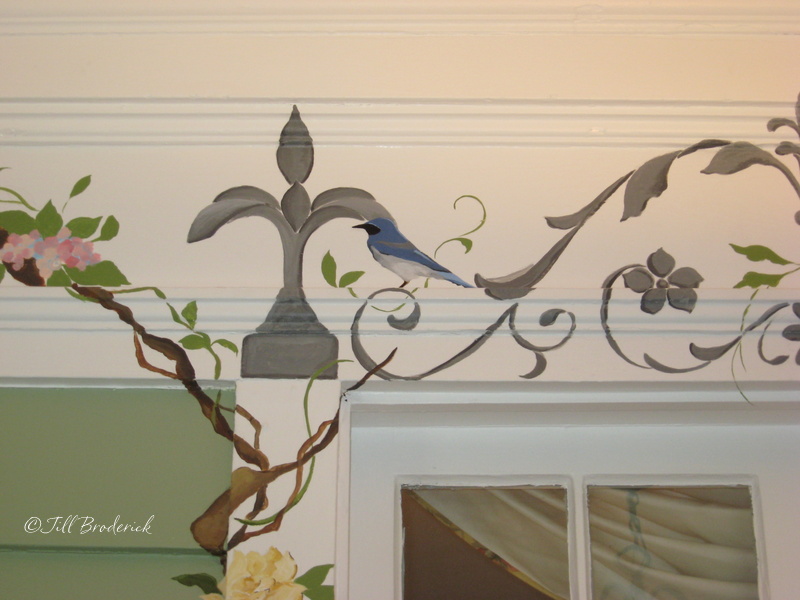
[3,550,223,600]
[0,387,235,551]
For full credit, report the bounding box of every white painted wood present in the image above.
[340,383,800,599]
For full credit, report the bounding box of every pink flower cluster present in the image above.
[1,227,101,280]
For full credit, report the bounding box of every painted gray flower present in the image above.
[782,302,800,365]
[623,248,704,314]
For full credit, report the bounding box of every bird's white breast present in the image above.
[370,247,439,281]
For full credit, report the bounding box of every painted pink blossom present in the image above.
[1,230,40,271]
[2,226,101,281]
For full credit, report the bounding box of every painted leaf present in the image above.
[776,141,800,156]
[64,261,130,286]
[730,244,792,265]
[452,237,473,253]
[167,303,187,327]
[181,300,198,329]
[35,200,63,237]
[303,586,334,600]
[768,117,800,134]
[65,216,102,239]
[171,573,221,595]
[179,333,208,350]
[622,151,680,221]
[0,210,37,234]
[46,269,72,287]
[277,106,314,184]
[95,215,120,242]
[0,263,5,283]
[733,271,785,289]
[281,182,311,231]
[338,270,365,288]
[295,564,334,590]
[690,338,740,361]
[69,175,92,198]
[188,191,283,243]
[701,141,784,175]
[321,251,337,287]
[212,339,238,355]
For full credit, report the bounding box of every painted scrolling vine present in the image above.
[2,94,799,598]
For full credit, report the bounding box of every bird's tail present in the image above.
[442,271,474,288]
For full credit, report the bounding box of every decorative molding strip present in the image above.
[0,99,789,147]
[1,286,795,338]
[1,1,798,36]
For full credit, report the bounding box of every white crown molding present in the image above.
[0,98,790,147]
[2,286,796,382]
[1,1,798,36]
[1,285,795,337]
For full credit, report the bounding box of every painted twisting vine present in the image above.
[351,93,800,380]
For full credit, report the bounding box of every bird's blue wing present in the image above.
[371,240,451,274]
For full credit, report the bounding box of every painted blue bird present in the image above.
[353,218,474,288]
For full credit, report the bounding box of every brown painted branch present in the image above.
[228,348,397,548]
[72,284,266,470]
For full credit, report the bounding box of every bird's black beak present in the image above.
[352,223,368,230]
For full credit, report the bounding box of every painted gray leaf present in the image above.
[311,187,379,211]
[277,106,314,184]
[281,182,311,231]
[690,338,740,360]
[300,189,392,240]
[668,266,703,288]
[388,301,421,331]
[539,308,565,327]
[187,187,283,242]
[621,151,680,221]
[677,139,731,158]
[701,141,784,175]
[768,117,800,135]
[647,248,675,278]
[478,173,631,300]
[623,268,654,293]
[520,352,547,379]
[776,141,800,156]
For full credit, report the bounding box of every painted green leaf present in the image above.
[0,210,36,234]
[213,338,239,355]
[733,271,785,289]
[181,300,198,329]
[0,263,5,284]
[46,269,72,287]
[94,215,120,241]
[303,585,334,600]
[701,141,784,176]
[338,270,365,288]
[452,237,473,253]
[64,261,130,286]
[321,251,337,287]
[171,573,221,595]
[167,303,187,327]
[730,244,792,265]
[69,175,92,198]
[35,200,64,237]
[179,333,209,350]
[296,564,334,590]
[65,216,102,239]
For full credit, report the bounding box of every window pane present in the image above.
[587,485,760,600]
[402,485,571,600]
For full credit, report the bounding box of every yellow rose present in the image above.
[213,548,307,600]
